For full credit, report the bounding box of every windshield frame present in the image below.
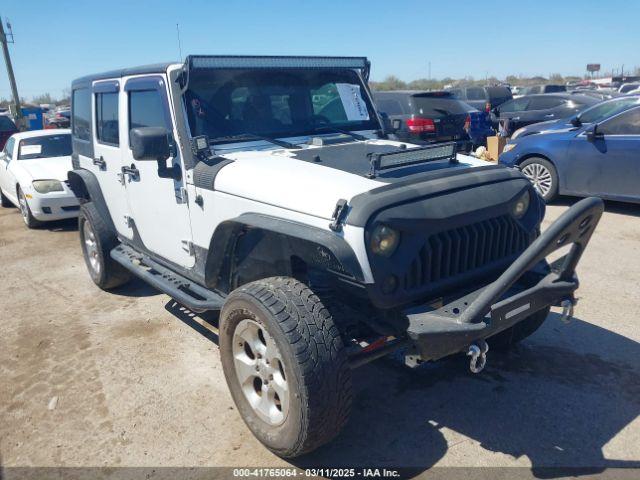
[182,67,382,146]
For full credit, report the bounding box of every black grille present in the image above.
[404,215,531,290]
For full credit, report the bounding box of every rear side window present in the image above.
[527,97,566,110]
[96,92,119,145]
[465,87,486,100]
[129,90,168,130]
[72,88,91,141]
[375,97,404,115]
[599,108,640,135]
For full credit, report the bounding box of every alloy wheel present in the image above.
[521,162,552,197]
[83,221,101,275]
[232,318,289,426]
[18,189,29,225]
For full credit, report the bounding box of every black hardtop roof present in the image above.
[72,62,175,89]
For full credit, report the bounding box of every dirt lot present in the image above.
[1,199,639,475]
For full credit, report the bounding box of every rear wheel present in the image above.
[17,186,41,229]
[489,307,550,350]
[79,202,131,290]
[520,157,558,202]
[219,277,352,458]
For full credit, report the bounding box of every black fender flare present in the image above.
[204,213,365,291]
[67,168,116,233]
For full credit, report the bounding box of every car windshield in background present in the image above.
[545,85,566,93]
[579,97,640,123]
[411,95,475,118]
[184,68,380,143]
[0,115,17,131]
[18,134,72,160]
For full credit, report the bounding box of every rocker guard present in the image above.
[404,197,604,361]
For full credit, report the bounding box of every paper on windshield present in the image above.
[336,83,370,121]
[20,145,42,156]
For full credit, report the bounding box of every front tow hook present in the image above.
[467,339,489,373]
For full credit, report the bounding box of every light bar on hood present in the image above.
[368,142,457,176]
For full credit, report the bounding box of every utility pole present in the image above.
[0,16,24,129]
[428,61,431,81]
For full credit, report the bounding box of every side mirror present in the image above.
[570,116,582,128]
[130,127,171,161]
[586,124,604,142]
[492,107,500,116]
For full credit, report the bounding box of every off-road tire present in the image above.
[17,186,42,228]
[78,202,131,290]
[489,306,550,350]
[1,188,12,207]
[519,157,559,202]
[219,277,352,458]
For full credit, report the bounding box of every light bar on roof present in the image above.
[188,55,369,70]
[369,142,457,175]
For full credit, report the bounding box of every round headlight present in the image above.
[32,179,64,194]
[512,190,531,219]
[370,224,399,257]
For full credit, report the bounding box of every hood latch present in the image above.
[329,199,349,232]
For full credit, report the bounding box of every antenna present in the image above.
[176,23,183,62]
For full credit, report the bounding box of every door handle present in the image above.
[93,156,107,170]
[121,165,140,181]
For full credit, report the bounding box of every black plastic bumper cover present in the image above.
[404,197,604,361]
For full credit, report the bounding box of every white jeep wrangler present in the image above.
[68,55,603,457]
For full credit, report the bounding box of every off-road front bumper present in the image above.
[403,197,604,362]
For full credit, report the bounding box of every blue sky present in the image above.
[1,0,638,100]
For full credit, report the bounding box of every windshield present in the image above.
[578,97,640,123]
[184,68,380,144]
[18,134,72,160]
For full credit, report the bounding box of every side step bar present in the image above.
[111,244,225,313]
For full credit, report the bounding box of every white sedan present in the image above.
[0,129,79,228]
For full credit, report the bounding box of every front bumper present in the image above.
[28,192,80,221]
[403,197,604,361]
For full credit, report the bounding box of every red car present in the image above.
[0,115,18,149]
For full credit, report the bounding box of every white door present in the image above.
[91,80,133,238]
[121,75,194,267]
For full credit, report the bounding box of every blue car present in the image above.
[499,101,640,204]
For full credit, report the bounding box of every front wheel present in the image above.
[17,186,41,228]
[520,157,558,202]
[219,277,352,458]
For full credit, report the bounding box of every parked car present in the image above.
[500,104,640,203]
[44,109,71,129]
[373,90,492,151]
[67,55,601,458]
[520,84,567,95]
[447,85,512,112]
[618,83,640,94]
[0,115,18,149]
[0,129,79,227]
[510,95,640,140]
[492,93,599,134]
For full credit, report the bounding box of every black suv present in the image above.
[373,91,478,151]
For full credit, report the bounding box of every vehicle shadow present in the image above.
[551,196,640,218]
[164,300,220,345]
[292,313,640,477]
[109,277,161,298]
[40,217,78,232]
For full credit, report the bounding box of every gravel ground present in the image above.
[1,198,639,477]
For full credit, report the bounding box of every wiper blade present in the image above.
[212,133,301,149]
[312,126,367,141]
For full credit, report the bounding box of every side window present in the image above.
[72,88,91,141]
[527,97,565,110]
[95,92,119,145]
[4,137,15,159]
[466,87,486,100]
[129,90,168,131]
[598,108,640,135]
[500,97,529,113]
[375,98,404,115]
